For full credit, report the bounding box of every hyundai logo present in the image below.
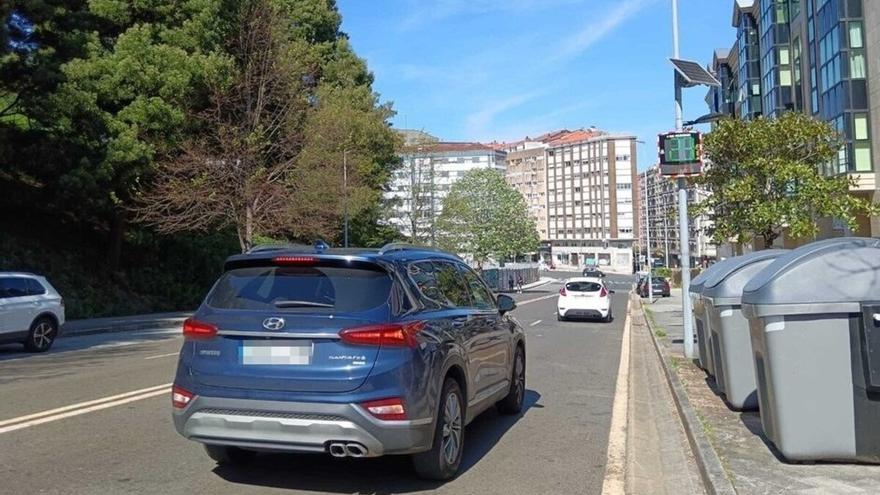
[262,317,285,331]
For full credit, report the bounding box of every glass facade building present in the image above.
[711,0,873,174]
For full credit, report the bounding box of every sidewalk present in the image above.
[626,294,705,494]
[61,311,191,338]
[644,289,880,494]
[498,276,555,293]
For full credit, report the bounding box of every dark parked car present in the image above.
[581,267,606,278]
[637,276,671,297]
[171,243,526,480]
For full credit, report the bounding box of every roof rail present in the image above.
[378,243,447,256]
[247,243,311,254]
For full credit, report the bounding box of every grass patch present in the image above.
[644,307,668,339]
[655,329,667,338]
[670,356,682,370]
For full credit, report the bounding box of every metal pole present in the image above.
[672,0,694,358]
[343,150,349,248]
[645,177,653,301]
[664,195,670,267]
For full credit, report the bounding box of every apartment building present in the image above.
[543,131,639,272]
[707,0,880,242]
[505,146,548,240]
[638,165,715,267]
[386,140,506,243]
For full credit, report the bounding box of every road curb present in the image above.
[638,297,738,495]
[60,317,188,339]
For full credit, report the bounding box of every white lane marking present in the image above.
[0,388,170,435]
[517,293,558,306]
[144,352,179,360]
[529,320,542,327]
[601,299,632,495]
[0,383,172,429]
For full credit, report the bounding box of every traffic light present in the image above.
[658,131,703,176]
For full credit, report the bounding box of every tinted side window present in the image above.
[434,262,471,308]
[0,277,29,298]
[459,267,496,310]
[26,278,46,296]
[407,261,470,308]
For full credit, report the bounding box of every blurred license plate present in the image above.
[241,340,312,365]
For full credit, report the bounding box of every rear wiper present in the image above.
[273,300,335,308]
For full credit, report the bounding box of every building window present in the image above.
[854,143,872,172]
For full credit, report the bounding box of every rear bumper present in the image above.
[558,307,609,319]
[172,394,434,457]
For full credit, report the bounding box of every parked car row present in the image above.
[0,272,65,352]
[636,275,670,298]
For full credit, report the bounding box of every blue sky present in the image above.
[337,0,734,171]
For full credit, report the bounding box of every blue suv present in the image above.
[172,243,526,480]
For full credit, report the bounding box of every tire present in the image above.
[557,313,565,322]
[603,309,613,323]
[496,345,525,415]
[204,445,256,466]
[24,317,57,353]
[412,379,465,480]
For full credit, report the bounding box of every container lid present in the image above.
[741,237,880,317]
[689,260,729,296]
[702,250,787,306]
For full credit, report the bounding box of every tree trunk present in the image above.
[108,213,125,270]
[762,230,778,250]
[244,203,254,252]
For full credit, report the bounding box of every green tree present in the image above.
[696,113,879,249]
[437,168,539,268]
[134,0,400,251]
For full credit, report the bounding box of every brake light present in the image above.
[600,287,608,297]
[171,385,194,409]
[339,321,425,348]
[559,287,567,296]
[183,318,217,340]
[273,256,318,265]
[361,397,407,421]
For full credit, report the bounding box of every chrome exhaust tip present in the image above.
[345,443,368,457]
[328,442,347,457]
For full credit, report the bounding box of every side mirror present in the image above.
[497,294,517,314]
[609,289,616,294]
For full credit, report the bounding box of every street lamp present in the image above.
[668,0,720,359]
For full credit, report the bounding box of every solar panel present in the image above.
[670,58,721,87]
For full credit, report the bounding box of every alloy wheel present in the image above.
[441,391,463,465]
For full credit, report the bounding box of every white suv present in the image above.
[0,273,65,352]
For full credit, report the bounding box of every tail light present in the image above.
[600,287,608,297]
[183,318,217,340]
[361,397,407,421]
[172,385,194,409]
[559,287,567,296]
[339,321,426,348]
[273,256,318,265]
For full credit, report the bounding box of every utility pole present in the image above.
[343,150,350,248]
[672,0,694,359]
[645,178,653,301]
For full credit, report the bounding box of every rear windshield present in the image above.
[207,265,392,312]
[653,277,667,283]
[565,281,602,292]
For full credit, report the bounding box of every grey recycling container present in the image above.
[690,267,717,373]
[702,250,787,410]
[741,237,880,462]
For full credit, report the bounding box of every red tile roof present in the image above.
[546,129,605,146]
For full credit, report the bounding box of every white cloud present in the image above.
[401,0,588,29]
[464,90,550,139]
[550,0,654,63]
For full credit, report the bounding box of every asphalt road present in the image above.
[0,272,632,495]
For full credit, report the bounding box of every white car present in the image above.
[557,277,613,322]
[0,273,65,352]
